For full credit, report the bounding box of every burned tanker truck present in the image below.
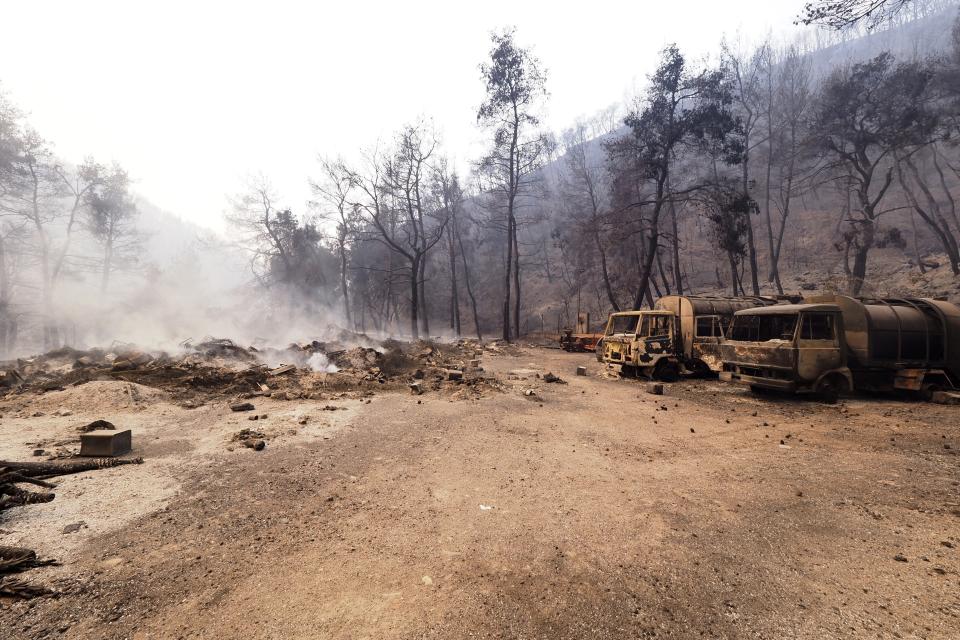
[600,295,778,380]
[719,295,960,401]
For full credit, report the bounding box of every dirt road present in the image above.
[2,347,958,639]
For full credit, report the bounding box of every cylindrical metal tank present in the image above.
[807,295,959,375]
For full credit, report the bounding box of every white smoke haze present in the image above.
[305,352,339,373]
[7,223,372,361]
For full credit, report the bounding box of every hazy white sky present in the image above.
[0,1,806,232]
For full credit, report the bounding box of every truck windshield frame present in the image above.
[608,315,640,335]
[729,313,800,343]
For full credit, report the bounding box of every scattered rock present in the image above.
[62,522,85,535]
[230,402,256,412]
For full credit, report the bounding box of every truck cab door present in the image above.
[637,314,673,365]
[796,312,842,384]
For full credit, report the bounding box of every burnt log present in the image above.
[0,457,143,478]
[0,577,54,599]
[0,546,58,573]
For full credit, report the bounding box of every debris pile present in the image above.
[0,335,509,406]
[230,428,267,451]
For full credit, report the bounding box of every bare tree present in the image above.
[433,158,463,336]
[85,164,140,293]
[477,28,550,341]
[561,122,620,311]
[722,38,768,295]
[607,45,741,310]
[799,0,915,30]
[812,53,938,294]
[765,45,813,293]
[311,157,357,327]
[350,123,449,339]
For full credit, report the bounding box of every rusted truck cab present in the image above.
[719,304,852,400]
[600,296,778,380]
[601,310,681,380]
[721,296,960,401]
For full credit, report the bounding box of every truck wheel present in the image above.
[653,360,680,382]
[687,359,711,378]
[816,375,844,404]
[919,382,942,402]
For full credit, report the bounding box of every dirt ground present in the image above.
[1,346,958,639]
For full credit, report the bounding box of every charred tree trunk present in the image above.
[457,227,482,341]
[512,217,521,339]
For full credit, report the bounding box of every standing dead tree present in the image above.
[310,157,358,328]
[477,28,550,341]
[0,128,104,348]
[85,164,140,294]
[764,45,813,294]
[811,52,938,294]
[607,45,742,310]
[721,38,767,296]
[350,124,450,339]
[561,122,621,312]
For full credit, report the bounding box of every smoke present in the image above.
[7,217,367,359]
[305,352,339,373]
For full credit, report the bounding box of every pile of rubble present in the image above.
[0,335,507,403]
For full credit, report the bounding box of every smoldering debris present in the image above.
[0,335,507,405]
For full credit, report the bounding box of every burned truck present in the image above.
[719,295,960,401]
[600,295,777,380]
[559,312,603,353]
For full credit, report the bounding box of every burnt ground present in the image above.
[1,346,958,639]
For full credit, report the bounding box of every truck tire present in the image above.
[686,359,711,378]
[816,375,845,404]
[653,360,680,382]
[595,339,604,362]
[919,382,942,402]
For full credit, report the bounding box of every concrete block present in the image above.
[647,383,664,396]
[79,429,132,457]
[575,366,587,376]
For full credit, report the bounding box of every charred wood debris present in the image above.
[0,333,505,598]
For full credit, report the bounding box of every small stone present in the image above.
[230,402,255,412]
[894,554,908,562]
[62,522,85,534]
